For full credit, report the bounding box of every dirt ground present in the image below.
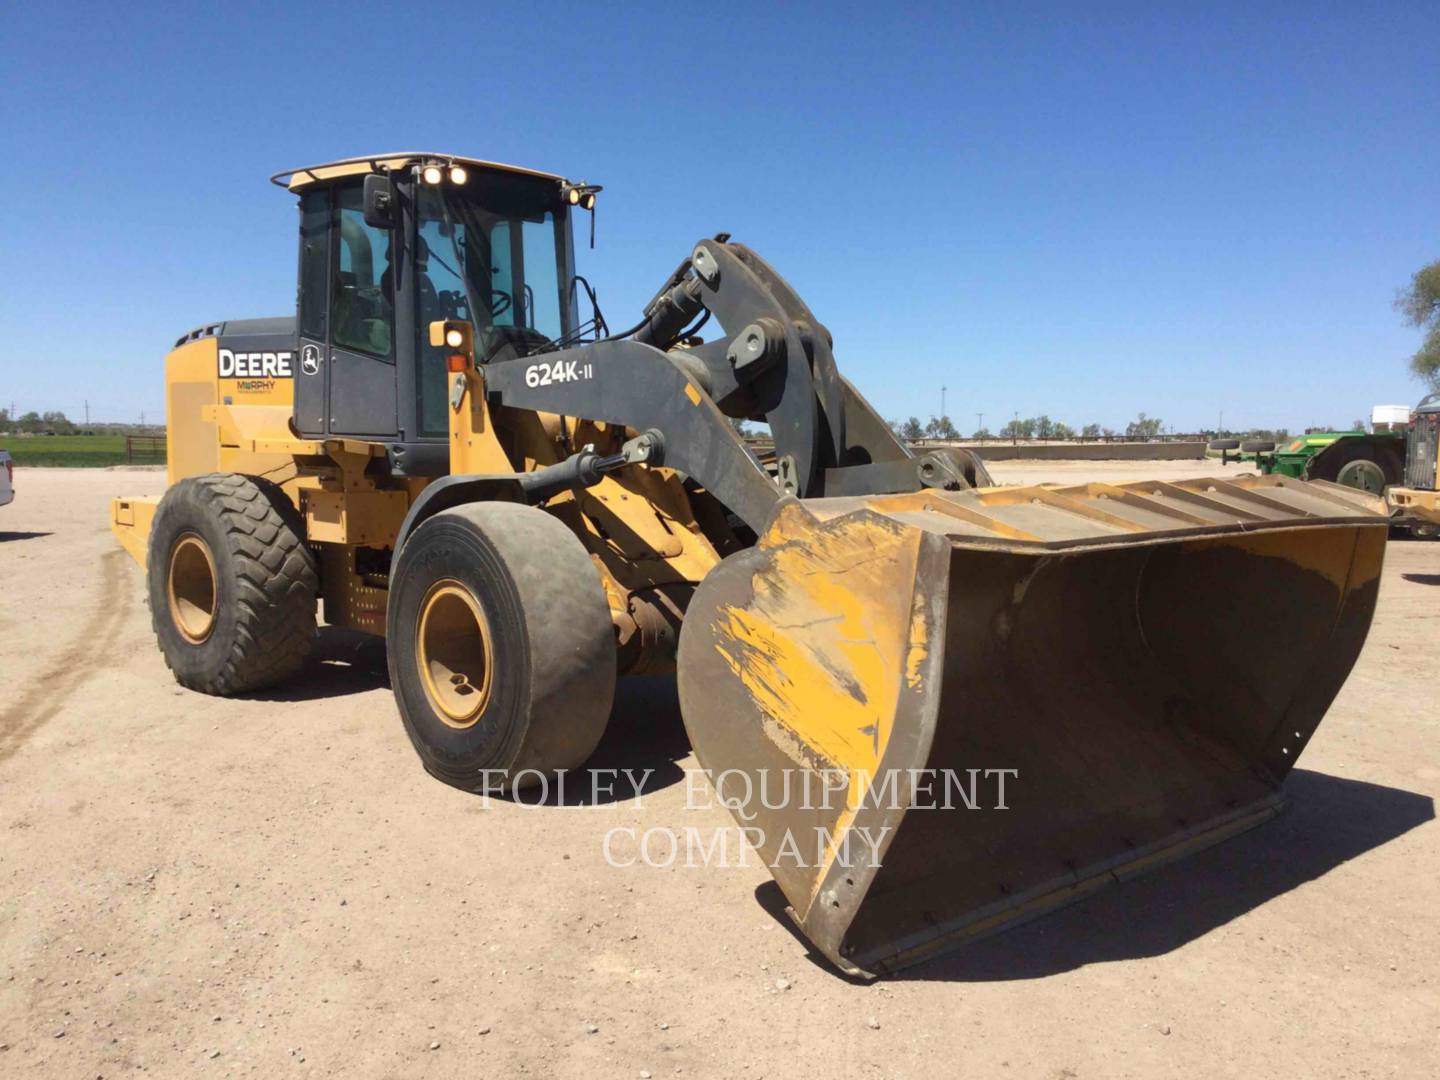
[1,463,1436,1079]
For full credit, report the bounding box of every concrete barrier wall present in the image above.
[743,438,1211,462]
[953,441,1208,461]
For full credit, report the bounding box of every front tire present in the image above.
[387,502,616,791]
[146,473,318,694]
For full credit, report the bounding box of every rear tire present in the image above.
[387,502,616,791]
[1307,439,1403,492]
[147,473,318,694]
[1377,444,1406,486]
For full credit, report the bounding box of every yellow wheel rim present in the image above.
[416,580,494,728]
[167,533,218,645]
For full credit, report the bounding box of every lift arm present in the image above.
[483,238,983,528]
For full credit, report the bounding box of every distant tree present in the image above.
[1034,415,1055,439]
[1052,421,1075,440]
[972,427,993,441]
[1126,412,1163,438]
[41,410,75,434]
[901,416,926,441]
[1081,423,1102,439]
[1019,417,1037,438]
[1351,418,1367,432]
[1396,259,1440,392]
[729,417,753,438]
[1000,419,1021,439]
[925,414,959,440]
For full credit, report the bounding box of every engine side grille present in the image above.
[1406,411,1439,490]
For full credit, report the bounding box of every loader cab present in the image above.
[281,155,581,476]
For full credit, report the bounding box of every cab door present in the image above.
[327,184,398,437]
[293,189,329,435]
[292,182,398,438]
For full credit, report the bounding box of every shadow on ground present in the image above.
[505,675,693,806]
[1401,572,1440,586]
[251,642,694,802]
[753,769,1433,982]
[243,627,390,702]
[0,531,53,543]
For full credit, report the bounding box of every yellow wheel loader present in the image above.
[1386,392,1440,538]
[112,152,1391,976]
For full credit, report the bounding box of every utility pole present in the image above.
[84,399,90,426]
[1013,410,1019,446]
[140,410,145,430]
[940,384,947,421]
[976,412,984,439]
[1218,409,1223,435]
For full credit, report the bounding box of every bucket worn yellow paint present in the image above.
[712,512,924,786]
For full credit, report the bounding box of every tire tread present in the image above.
[150,473,317,695]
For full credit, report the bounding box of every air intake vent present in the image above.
[1406,411,1439,490]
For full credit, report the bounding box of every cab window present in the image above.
[333,186,394,358]
[522,215,562,334]
[298,190,329,340]
[415,209,470,436]
[412,180,572,437]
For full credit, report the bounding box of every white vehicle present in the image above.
[0,450,12,506]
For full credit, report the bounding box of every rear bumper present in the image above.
[1387,486,1440,524]
[111,495,160,568]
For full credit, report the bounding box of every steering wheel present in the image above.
[435,289,468,322]
[490,290,513,318]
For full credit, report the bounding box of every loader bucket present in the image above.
[676,475,1388,977]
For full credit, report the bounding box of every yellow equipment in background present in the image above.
[1386,392,1440,538]
[111,153,1391,976]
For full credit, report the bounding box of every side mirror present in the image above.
[363,174,396,229]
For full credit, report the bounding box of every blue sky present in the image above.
[1,2,1435,432]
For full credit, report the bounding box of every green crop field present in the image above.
[0,435,165,468]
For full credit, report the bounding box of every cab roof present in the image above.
[270,152,567,191]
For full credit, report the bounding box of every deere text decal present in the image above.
[219,348,294,379]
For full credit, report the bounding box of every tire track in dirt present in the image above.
[0,548,132,764]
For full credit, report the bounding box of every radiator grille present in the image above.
[1406,411,1439,490]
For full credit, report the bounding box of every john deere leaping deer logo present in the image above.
[301,343,321,376]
